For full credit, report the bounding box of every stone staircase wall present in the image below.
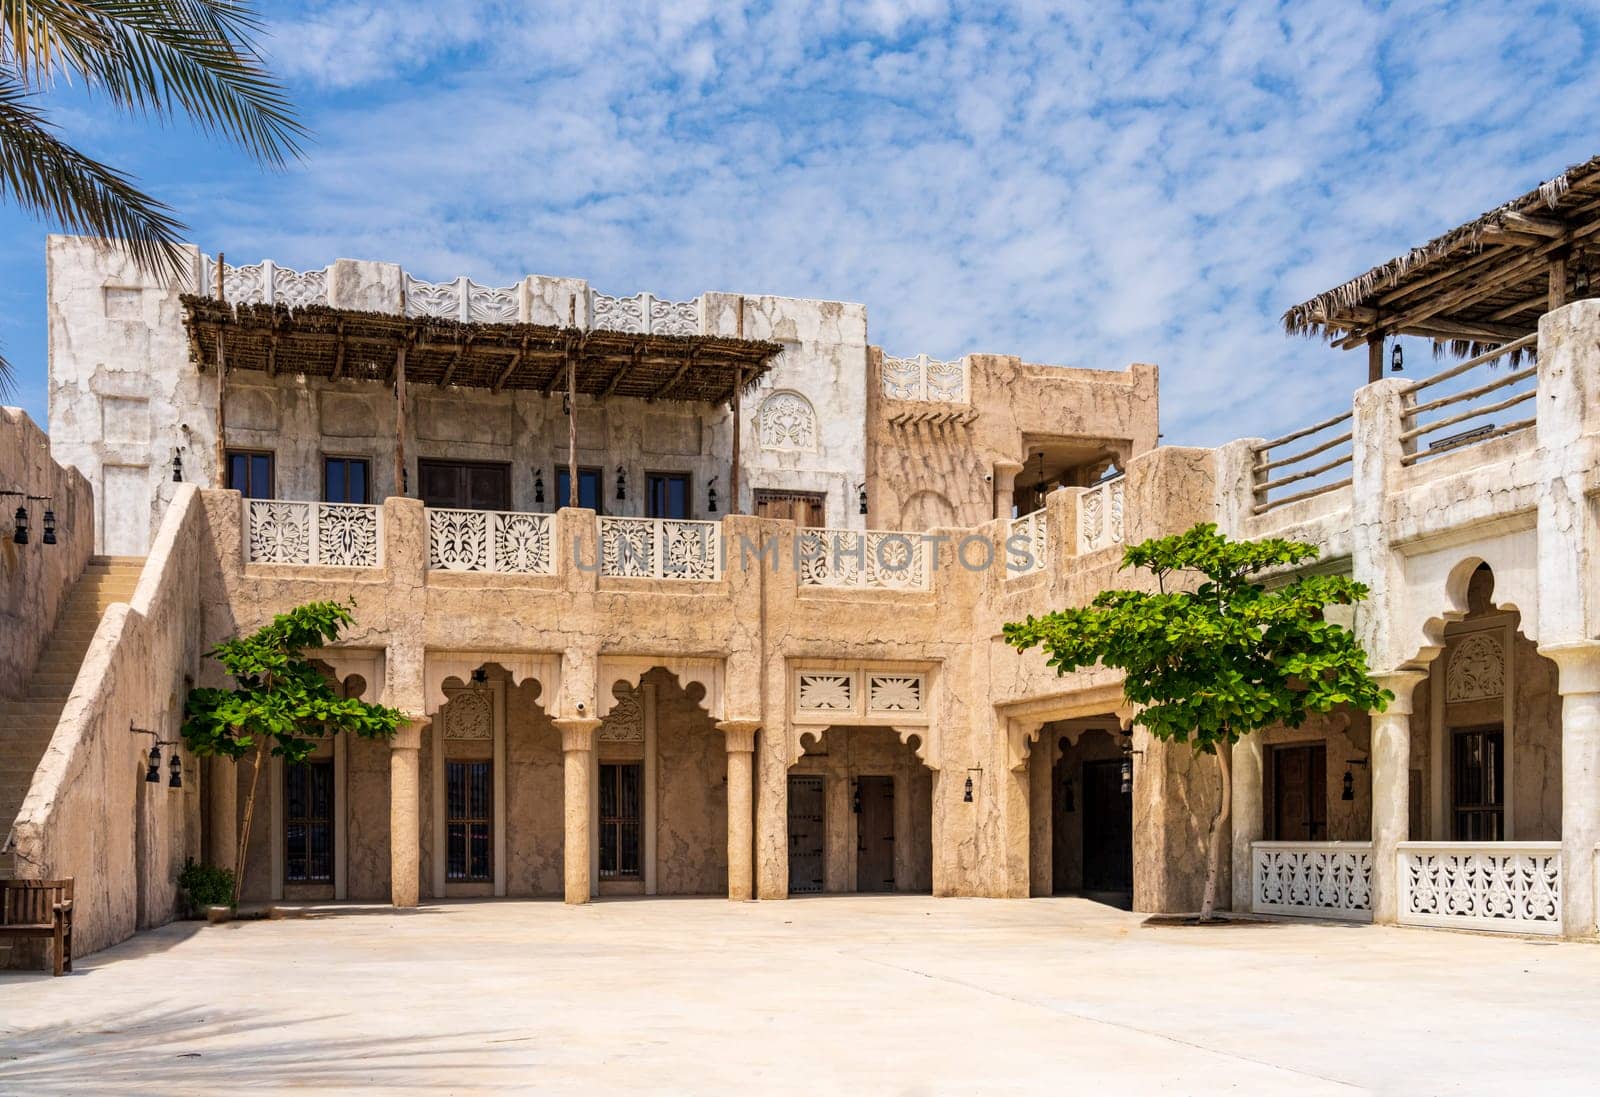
[7,484,207,959]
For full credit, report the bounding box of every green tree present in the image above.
[0,1,303,392]
[183,601,402,905]
[1004,523,1391,921]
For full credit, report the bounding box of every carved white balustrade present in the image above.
[1252,842,1373,922]
[796,528,931,591]
[246,500,382,567]
[598,517,722,580]
[1398,842,1562,935]
[590,290,701,336]
[427,509,554,574]
[198,257,330,309]
[404,274,521,323]
[1007,510,1049,576]
[881,353,968,403]
[1078,476,1126,554]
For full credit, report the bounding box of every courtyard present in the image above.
[2,897,1597,1094]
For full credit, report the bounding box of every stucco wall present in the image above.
[7,485,204,959]
[654,671,727,896]
[0,408,95,699]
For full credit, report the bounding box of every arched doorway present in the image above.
[1046,720,1132,907]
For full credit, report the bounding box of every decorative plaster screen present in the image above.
[441,687,494,740]
[757,391,817,450]
[792,666,930,725]
[600,686,645,742]
[1446,632,1506,703]
[796,673,855,712]
[867,675,923,714]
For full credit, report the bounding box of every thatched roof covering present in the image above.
[1282,154,1600,357]
[181,296,782,404]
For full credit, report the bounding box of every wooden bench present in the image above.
[0,879,74,975]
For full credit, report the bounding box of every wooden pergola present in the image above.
[1282,154,1600,381]
[182,295,781,509]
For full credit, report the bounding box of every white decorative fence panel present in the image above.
[404,274,521,323]
[598,517,722,580]
[247,500,382,567]
[1398,841,1562,936]
[1077,477,1126,554]
[881,353,969,402]
[199,257,330,308]
[1252,842,1373,922]
[590,290,701,336]
[1007,510,1049,576]
[796,529,931,591]
[427,509,554,574]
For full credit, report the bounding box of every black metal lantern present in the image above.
[1391,342,1404,373]
[1577,266,1591,297]
[41,508,56,545]
[12,504,28,545]
[145,744,162,783]
[1119,755,1132,796]
[172,451,184,482]
[616,466,626,501]
[534,471,545,506]
[1341,768,1355,802]
[963,774,974,803]
[707,476,719,514]
[858,485,868,515]
[168,750,183,789]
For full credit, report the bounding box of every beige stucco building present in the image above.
[8,156,1600,963]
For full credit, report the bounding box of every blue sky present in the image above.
[3,0,1597,444]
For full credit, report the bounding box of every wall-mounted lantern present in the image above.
[963,767,982,803]
[707,476,719,514]
[1341,757,1368,801]
[1391,342,1404,374]
[145,743,162,783]
[172,450,184,483]
[3,491,57,547]
[615,466,627,502]
[858,483,868,516]
[534,471,545,506]
[132,723,183,791]
[41,507,56,545]
[168,750,183,789]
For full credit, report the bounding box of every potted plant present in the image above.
[178,858,236,922]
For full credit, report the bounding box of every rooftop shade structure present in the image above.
[1282,153,1600,361]
[181,296,783,405]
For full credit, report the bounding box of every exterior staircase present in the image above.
[1,556,145,877]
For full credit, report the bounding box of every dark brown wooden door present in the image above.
[1451,727,1504,840]
[418,460,511,510]
[787,775,825,894]
[855,776,895,892]
[1270,744,1327,840]
[755,491,825,527]
[1082,759,1132,893]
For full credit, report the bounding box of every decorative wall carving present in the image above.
[598,517,721,580]
[1078,477,1125,554]
[1446,632,1506,702]
[427,508,553,574]
[441,687,494,739]
[202,258,330,308]
[796,529,930,591]
[1007,510,1049,576]
[247,500,381,567]
[792,665,931,726]
[590,290,700,336]
[867,675,923,713]
[796,673,855,711]
[599,686,645,742]
[881,353,968,402]
[404,274,521,323]
[757,391,817,450]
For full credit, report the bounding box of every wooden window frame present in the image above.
[225,449,275,500]
[445,759,494,883]
[555,465,605,514]
[645,470,693,520]
[322,455,371,505]
[284,758,335,885]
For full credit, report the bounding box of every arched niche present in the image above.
[309,649,385,704]
[424,651,559,715]
[596,656,723,722]
[791,724,933,769]
[1392,531,1542,671]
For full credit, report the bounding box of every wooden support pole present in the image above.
[214,252,227,483]
[394,344,408,496]
[1550,255,1569,313]
[730,297,745,515]
[1367,334,1384,385]
[567,350,578,510]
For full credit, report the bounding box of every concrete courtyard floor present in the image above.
[3,896,1599,1095]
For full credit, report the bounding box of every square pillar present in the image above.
[1370,673,1426,924]
[718,720,760,901]
[1539,641,1600,937]
[555,717,602,904]
[389,717,429,908]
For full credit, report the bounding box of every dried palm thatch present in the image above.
[1282,154,1600,360]
[181,297,781,405]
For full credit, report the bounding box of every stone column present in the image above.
[718,720,760,901]
[993,460,1023,521]
[1370,673,1426,925]
[1539,641,1600,937]
[389,717,428,908]
[1028,730,1053,897]
[1230,731,1264,914]
[554,717,602,904]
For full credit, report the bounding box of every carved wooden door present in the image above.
[787,775,825,894]
[855,776,895,892]
[1270,744,1327,840]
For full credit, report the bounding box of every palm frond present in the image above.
[0,73,188,279]
[1,0,304,164]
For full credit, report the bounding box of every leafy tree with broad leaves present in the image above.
[1004,523,1391,922]
[0,1,303,392]
[183,601,402,904]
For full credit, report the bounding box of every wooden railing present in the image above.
[1250,409,1354,514]
[1399,334,1538,465]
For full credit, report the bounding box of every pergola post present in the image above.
[730,297,746,515]
[1549,255,1569,313]
[394,343,408,496]
[214,253,227,484]
[1366,334,1384,385]
[567,350,578,509]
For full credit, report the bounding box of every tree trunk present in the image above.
[230,737,269,907]
[1199,745,1232,922]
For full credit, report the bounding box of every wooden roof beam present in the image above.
[490,340,528,394]
[649,344,699,402]
[603,347,642,398]
[438,336,473,388]
[331,323,347,379]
